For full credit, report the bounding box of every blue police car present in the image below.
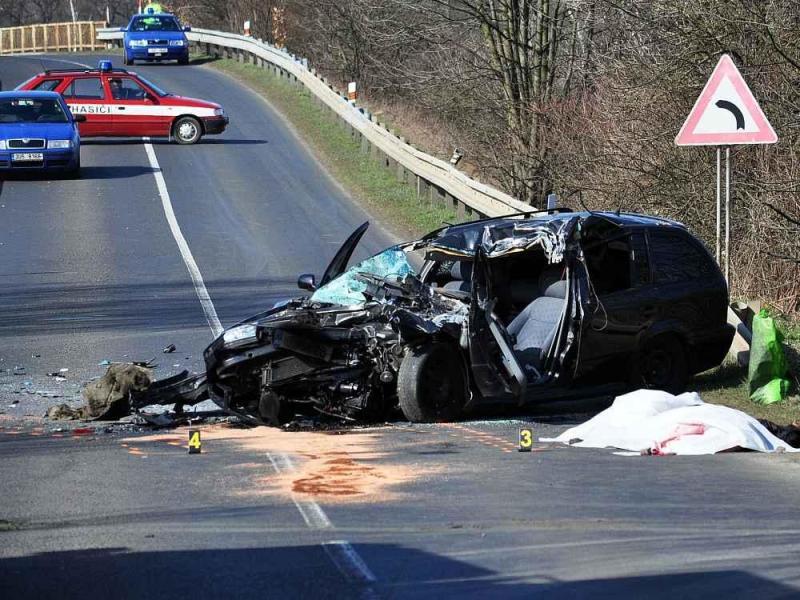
[0,91,83,177]
[123,12,191,65]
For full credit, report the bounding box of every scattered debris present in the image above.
[46,404,82,420]
[133,358,157,369]
[163,344,176,354]
[98,359,111,366]
[83,363,152,419]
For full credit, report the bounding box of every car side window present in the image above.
[32,79,62,91]
[63,77,105,100]
[585,235,633,295]
[648,230,717,283]
[108,78,147,101]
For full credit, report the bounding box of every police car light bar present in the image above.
[99,60,113,72]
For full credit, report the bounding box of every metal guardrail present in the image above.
[0,21,105,54]
[100,26,532,218]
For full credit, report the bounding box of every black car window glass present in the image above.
[109,78,147,101]
[64,78,104,100]
[32,79,62,91]
[650,230,716,283]
[130,16,180,32]
[585,235,632,295]
[0,98,68,123]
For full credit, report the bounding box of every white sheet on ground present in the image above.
[539,389,799,455]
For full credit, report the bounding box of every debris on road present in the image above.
[541,389,800,455]
[163,344,176,354]
[45,364,210,425]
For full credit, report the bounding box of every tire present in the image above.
[178,56,189,65]
[172,116,202,144]
[633,335,688,394]
[258,390,293,426]
[124,53,133,66]
[66,155,81,179]
[397,342,466,422]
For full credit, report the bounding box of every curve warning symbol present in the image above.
[714,100,745,130]
[676,54,777,146]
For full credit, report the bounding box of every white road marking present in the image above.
[268,451,378,592]
[139,122,375,590]
[324,541,378,583]
[143,138,223,337]
[267,452,332,529]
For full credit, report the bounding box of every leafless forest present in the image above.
[3,1,799,312]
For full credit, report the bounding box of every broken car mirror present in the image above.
[297,273,316,291]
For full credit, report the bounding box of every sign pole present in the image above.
[716,147,722,264]
[724,146,731,283]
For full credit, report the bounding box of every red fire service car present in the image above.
[17,61,228,144]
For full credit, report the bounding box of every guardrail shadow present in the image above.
[0,543,795,599]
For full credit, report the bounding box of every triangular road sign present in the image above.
[675,54,777,146]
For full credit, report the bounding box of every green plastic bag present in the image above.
[748,309,791,404]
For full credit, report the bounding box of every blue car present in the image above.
[123,12,191,65]
[0,91,83,177]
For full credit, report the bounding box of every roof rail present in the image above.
[43,67,131,75]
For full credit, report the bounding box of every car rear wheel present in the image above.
[634,335,688,394]
[397,342,466,422]
[173,116,202,144]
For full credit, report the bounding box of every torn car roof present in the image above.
[421,210,686,261]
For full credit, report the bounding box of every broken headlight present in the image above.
[223,324,258,346]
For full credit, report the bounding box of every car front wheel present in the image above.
[397,342,466,422]
[123,53,133,66]
[172,116,202,144]
[65,155,81,179]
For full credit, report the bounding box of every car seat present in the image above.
[507,279,567,369]
[443,261,472,293]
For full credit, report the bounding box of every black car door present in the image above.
[575,228,652,378]
[467,247,526,404]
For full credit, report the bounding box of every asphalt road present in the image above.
[0,53,394,413]
[1,53,799,599]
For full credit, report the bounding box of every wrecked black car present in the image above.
[182,210,733,425]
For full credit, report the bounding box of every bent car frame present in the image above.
[150,210,734,425]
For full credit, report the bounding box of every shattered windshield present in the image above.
[310,247,415,306]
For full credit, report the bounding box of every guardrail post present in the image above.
[396,137,409,184]
[416,175,430,201]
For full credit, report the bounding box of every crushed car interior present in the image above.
[142,209,734,425]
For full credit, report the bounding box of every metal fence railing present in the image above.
[0,21,105,54]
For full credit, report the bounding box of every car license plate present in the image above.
[12,153,44,161]
[147,48,165,54]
